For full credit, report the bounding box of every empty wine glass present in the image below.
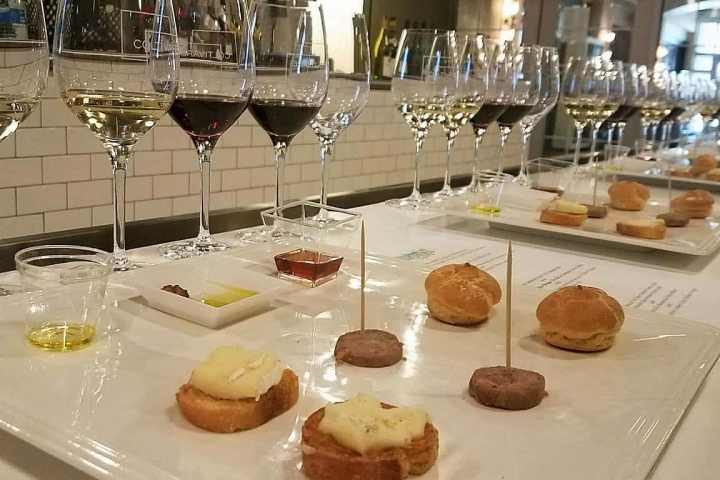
[495,45,540,173]
[160,0,255,259]
[309,13,370,221]
[609,63,643,151]
[640,65,670,151]
[516,46,559,186]
[0,0,49,295]
[433,33,486,200]
[241,0,328,242]
[54,0,179,270]
[386,29,454,209]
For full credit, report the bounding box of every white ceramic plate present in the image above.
[128,255,296,328]
[613,156,720,192]
[434,193,720,256]
[0,253,718,480]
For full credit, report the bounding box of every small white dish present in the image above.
[131,255,294,328]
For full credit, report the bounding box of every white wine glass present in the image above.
[0,0,49,295]
[159,0,254,259]
[586,59,622,172]
[54,0,179,271]
[561,57,603,173]
[516,46,559,186]
[386,29,454,210]
[309,13,370,221]
[434,33,487,200]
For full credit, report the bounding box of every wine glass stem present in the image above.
[617,123,626,148]
[572,123,584,171]
[497,126,511,173]
[273,142,288,210]
[319,141,334,206]
[519,125,533,183]
[443,136,455,190]
[589,125,598,169]
[108,145,132,271]
[411,133,425,201]
[470,127,487,191]
[649,123,658,148]
[197,144,213,245]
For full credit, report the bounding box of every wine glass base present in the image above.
[432,185,462,200]
[0,284,22,296]
[237,225,297,244]
[159,238,230,260]
[385,196,432,210]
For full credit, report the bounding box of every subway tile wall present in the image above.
[0,79,521,241]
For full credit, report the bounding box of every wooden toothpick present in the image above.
[506,240,512,369]
[360,220,366,331]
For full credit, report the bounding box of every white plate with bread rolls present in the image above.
[0,251,718,480]
[614,155,720,192]
[435,186,720,256]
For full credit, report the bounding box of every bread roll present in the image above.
[616,219,667,239]
[608,181,650,211]
[536,285,624,352]
[671,189,715,218]
[424,263,501,326]
[690,154,717,176]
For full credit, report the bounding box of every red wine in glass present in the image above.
[170,94,248,143]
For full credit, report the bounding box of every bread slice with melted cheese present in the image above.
[301,403,439,480]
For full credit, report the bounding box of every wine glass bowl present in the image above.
[54,0,179,270]
[0,0,49,295]
[159,0,254,260]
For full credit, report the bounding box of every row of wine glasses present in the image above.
[387,30,560,210]
[52,0,377,268]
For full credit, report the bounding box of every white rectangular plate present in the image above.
[0,252,717,480]
[434,195,720,256]
[613,156,720,192]
[127,255,297,328]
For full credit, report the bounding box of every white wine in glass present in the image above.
[54,0,179,270]
[0,0,49,296]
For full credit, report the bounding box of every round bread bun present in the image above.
[536,285,624,352]
[539,208,587,226]
[425,263,501,326]
[670,189,715,219]
[608,181,650,211]
[176,368,299,433]
[302,403,439,480]
[690,154,717,176]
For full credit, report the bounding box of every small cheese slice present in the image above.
[549,199,588,215]
[189,346,284,400]
[318,394,429,454]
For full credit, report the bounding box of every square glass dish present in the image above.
[261,201,362,286]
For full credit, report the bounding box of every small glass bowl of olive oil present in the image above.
[15,245,113,352]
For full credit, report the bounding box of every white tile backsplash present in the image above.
[0,87,521,240]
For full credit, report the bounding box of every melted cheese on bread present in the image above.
[189,346,284,400]
[548,199,588,215]
[318,394,428,454]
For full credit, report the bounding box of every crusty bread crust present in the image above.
[301,404,439,480]
[536,285,624,352]
[690,154,717,176]
[176,368,298,433]
[539,208,587,226]
[671,189,715,219]
[425,263,501,326]
[616,221,666,239]
[608,181,650,211]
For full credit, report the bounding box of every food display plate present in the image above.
[433,192,720,256]
[129,254,297,328]
[613,156,720,192]
[0,250,717,480]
